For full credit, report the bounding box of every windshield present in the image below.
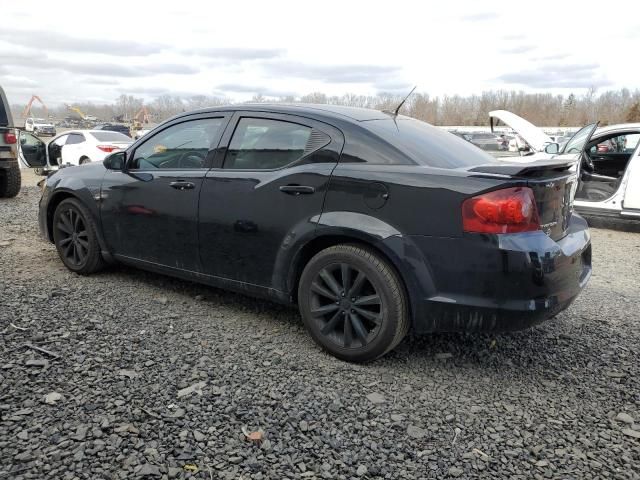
[91,131,132,142]
[365,117,496,168]
[562,123,597,154]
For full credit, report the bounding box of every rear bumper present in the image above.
[0,146,17,162]
[408,213,591,333]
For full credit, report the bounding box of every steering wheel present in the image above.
[581,151,595,172]
[177,150,206,169]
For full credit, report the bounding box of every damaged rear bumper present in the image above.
[410,214,592,333]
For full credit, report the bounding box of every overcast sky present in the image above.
[2,0,639,106]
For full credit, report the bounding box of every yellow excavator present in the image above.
[64,104,95,128]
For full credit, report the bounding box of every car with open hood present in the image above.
[17,104,591,362]
[489,110,640,223]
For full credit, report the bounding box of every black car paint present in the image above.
[38,104,592,333]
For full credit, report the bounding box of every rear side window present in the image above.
[365,118,496,168]
[66,133,85,145]
[224,118,312,170]
[91,131,131,142]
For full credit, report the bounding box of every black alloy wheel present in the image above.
[52,198,104,274]
[310,263,382,348]
[56,206,89,267]
[299,244,409,363]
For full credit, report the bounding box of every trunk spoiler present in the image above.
[469,159,576,177]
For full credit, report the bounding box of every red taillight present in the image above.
[3,131,17,144]
[97,145,118,153]
[462,187,540,234]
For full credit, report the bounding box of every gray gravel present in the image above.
[1,185,639,479]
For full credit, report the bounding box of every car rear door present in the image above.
[100,113,231,272]
[198,111,344,289]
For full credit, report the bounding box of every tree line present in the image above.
[13,88,640,126]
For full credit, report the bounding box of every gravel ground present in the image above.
[1,184,639,480]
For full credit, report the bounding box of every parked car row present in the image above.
[24,118,146,140]
[450,131,509,151]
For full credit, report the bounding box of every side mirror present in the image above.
[544,143,560,154]
[103,152,126,170]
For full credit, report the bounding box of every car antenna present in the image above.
[385,86,417,117]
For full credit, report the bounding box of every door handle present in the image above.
[279,185,315,195]
[169,181,195,190]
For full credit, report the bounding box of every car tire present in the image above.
[0,164,21,198]
[298,244,409,363]
[79,157,90,165]
[52,198,104,274]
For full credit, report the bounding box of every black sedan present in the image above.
[18,104,592,362]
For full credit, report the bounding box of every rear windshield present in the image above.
[91,131,131,142]
[365,117,496,168]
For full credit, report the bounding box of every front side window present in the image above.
[130,118,224,170]
[562,123,597,154]
[225,118,312,170]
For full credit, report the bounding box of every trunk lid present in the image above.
[469,160,578,240]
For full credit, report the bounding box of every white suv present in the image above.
[25,117,56,136]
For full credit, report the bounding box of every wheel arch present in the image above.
[287,229,435,329]
[45,190,112,261]
[45,191,76,242]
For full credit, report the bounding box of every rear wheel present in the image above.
[298,244,409,362]
[79,157,91,165]
[52,198,104,274]
[0,164,21,198]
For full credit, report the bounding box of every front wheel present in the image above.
[52,198,104,274]
[298,244,409,362]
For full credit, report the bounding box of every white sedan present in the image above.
[48,130,132,167]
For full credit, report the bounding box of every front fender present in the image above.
[41,168,111,258]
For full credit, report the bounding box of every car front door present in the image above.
[198,112,344,290]
[17,131,49,169]
[100,114,231,272]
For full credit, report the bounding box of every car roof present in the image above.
[594,123,640,135]
[183,103,391,122]
[59,130,130,135]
